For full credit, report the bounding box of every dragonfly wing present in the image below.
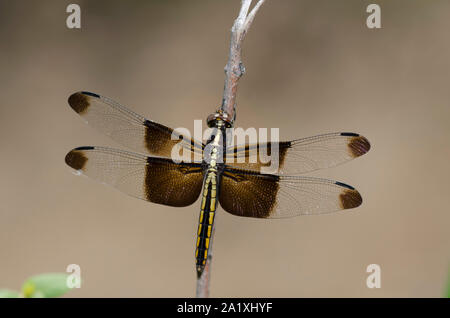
[219,167,362,218]
[65,146,204,207]
[225,132,370,174]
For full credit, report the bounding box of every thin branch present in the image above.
[235,0,252,31]
[196,0,266,298]
[242,0,266,38]
[220,0,266,126]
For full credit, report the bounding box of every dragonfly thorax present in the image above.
[203,120,226,167]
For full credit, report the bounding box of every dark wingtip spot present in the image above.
[348,135,371,157]
[68,92,91,114]
[341,132,359,137]
[65,149,89,170]
[339,189,363,209]
[335,181,355,190]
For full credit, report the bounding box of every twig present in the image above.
[196,0,266,298]
[220,0,266,125]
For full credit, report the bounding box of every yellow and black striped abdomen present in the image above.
[195,171,218,277]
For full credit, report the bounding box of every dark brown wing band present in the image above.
[219,168,280,218]
[144,157,204,207]
[225,142,290,172]
[144,120,204,160]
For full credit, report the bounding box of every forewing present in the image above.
[225,132,370,174]
[68,91,204,161]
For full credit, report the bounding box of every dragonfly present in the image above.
[65,91,370,277]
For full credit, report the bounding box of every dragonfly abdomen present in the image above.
[195,171,218,277]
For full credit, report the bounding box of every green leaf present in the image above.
[22,273,70,298]
[0,289,20,298]
[446,273,450,298]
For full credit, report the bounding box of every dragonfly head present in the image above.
[206,110,233,128]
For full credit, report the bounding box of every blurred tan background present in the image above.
[0,0,449,297]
